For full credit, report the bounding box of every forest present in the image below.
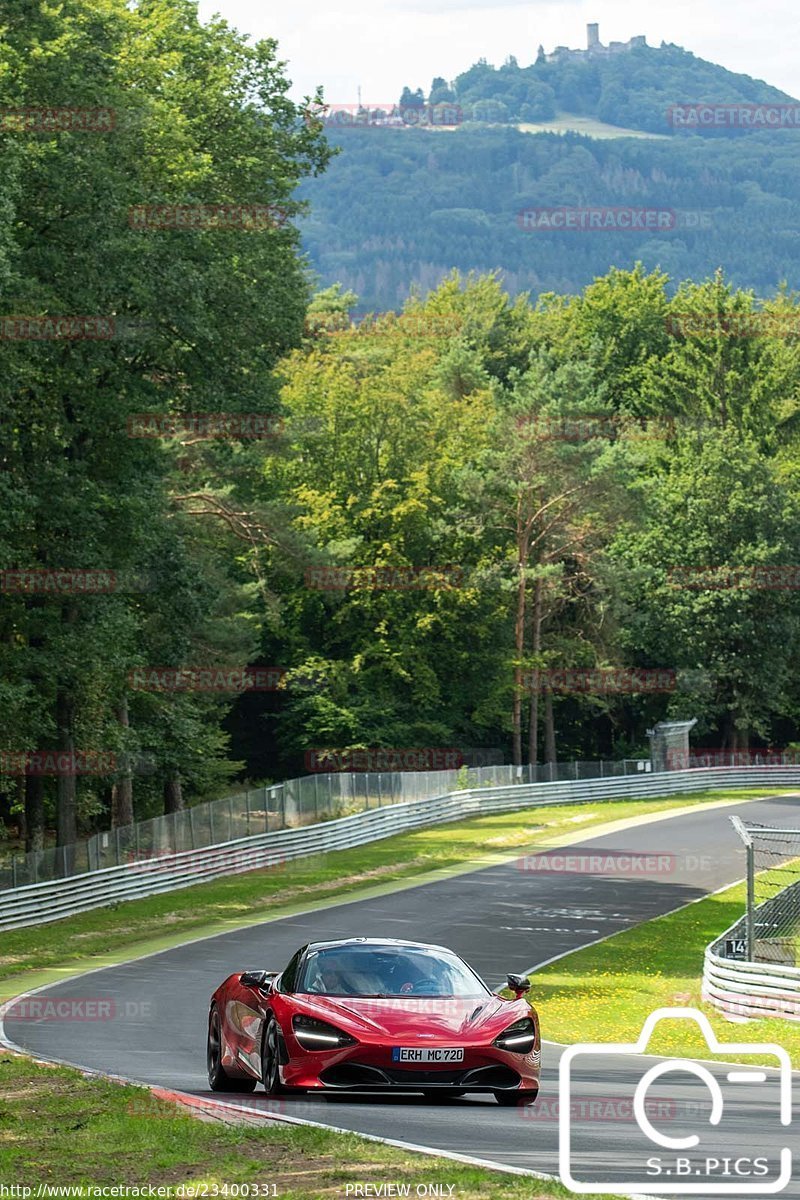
[4,0,800,856]
[299,45,800,310]
[299,122,800,310]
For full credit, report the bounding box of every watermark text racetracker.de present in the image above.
[128,204,288,230]
[0,316,114,340]
[520,668,677,694]
[0,1188,279,1198]
[666,747,800,769]
[0,996,153,1021]
[0,569,153,595]
[520,1095,678,1122]
[0,107,115,132]
[124,848,288,876]
[304,565,463,590]
[518,207,676,232]
[127,667,286,692]
[516,413,674,442]
[304,311,462,339]
[667,565,800,589]
[0,751,117,776]
[127,413,283,439]
[305,102,463,129]
[668,103,800,129]
[304,747,464,772]
[515,851,712,875]
[666,312,800,338]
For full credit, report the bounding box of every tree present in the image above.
[428,77,456,105]
[400,87,425,109]
[613,435,800,750]
[469,351,624,763]
[0,0,331,843]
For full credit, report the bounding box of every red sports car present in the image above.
[207,937,540,1105]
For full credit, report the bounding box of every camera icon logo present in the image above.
[559,1007,792,1194]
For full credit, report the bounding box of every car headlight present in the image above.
[292,1014,357,1049]
[493,1016,536,1052]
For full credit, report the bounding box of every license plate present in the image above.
[392,1047,464,1063]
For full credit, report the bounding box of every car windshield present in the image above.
[297,944,489,997]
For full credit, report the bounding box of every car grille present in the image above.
[319,1063,521,1090]
[384,1067,466,1084]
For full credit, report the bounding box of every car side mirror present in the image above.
[506,972,531,997]
[240,970,277,989]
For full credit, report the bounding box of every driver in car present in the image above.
[394,958,454,996]
[305,955,350,994]
[308,953,382,996]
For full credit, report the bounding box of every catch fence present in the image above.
[0,759,650,891]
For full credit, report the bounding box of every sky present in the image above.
[196,0,799,108]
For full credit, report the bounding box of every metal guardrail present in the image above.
[703,860,800,1021]
[3,765,800,932]
[0,759,649,890]
[703,937,800,1021]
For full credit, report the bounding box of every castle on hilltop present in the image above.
[542,24,646,64]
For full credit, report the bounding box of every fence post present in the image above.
[228,794,234,840]
[115,826,121,866]
[746,841,756,961]
[188,806,196,850]
[11,855,17,889]
[33,849,39,884]
[245,790,251,836]
[314,774,320,822]
[209,803,215,845]
[731,816,756,962]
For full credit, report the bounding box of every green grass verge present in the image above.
[1,789,795,1193]
[0,1052,610,1197]
[517,113,669,140]
[0,789,789,999]
[531,875,800,1066]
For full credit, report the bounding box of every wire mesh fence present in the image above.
[730,817,800,965]
[0,757,651,891]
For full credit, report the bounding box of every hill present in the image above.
[413,36,796,135]
[298,41,800,309]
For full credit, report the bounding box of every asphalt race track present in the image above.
[6,794,800,1195]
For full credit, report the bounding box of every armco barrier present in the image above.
[703,879,800,1022]
[703,939,800,1021]
[0,759,648,890]
[3,766,800,931]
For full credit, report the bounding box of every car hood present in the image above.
[294,993,521,1038]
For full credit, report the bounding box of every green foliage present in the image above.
[413,42,793,133]
[300,31,800,312]
[4,3,800,849]
[256,267,800,771]
[0,0,330,841]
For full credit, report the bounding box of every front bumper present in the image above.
[282,1036,540,1093]
[318,1060,523,1091]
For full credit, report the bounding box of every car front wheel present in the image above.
[207,1007,257,1092]
[261,1016,286,1095]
